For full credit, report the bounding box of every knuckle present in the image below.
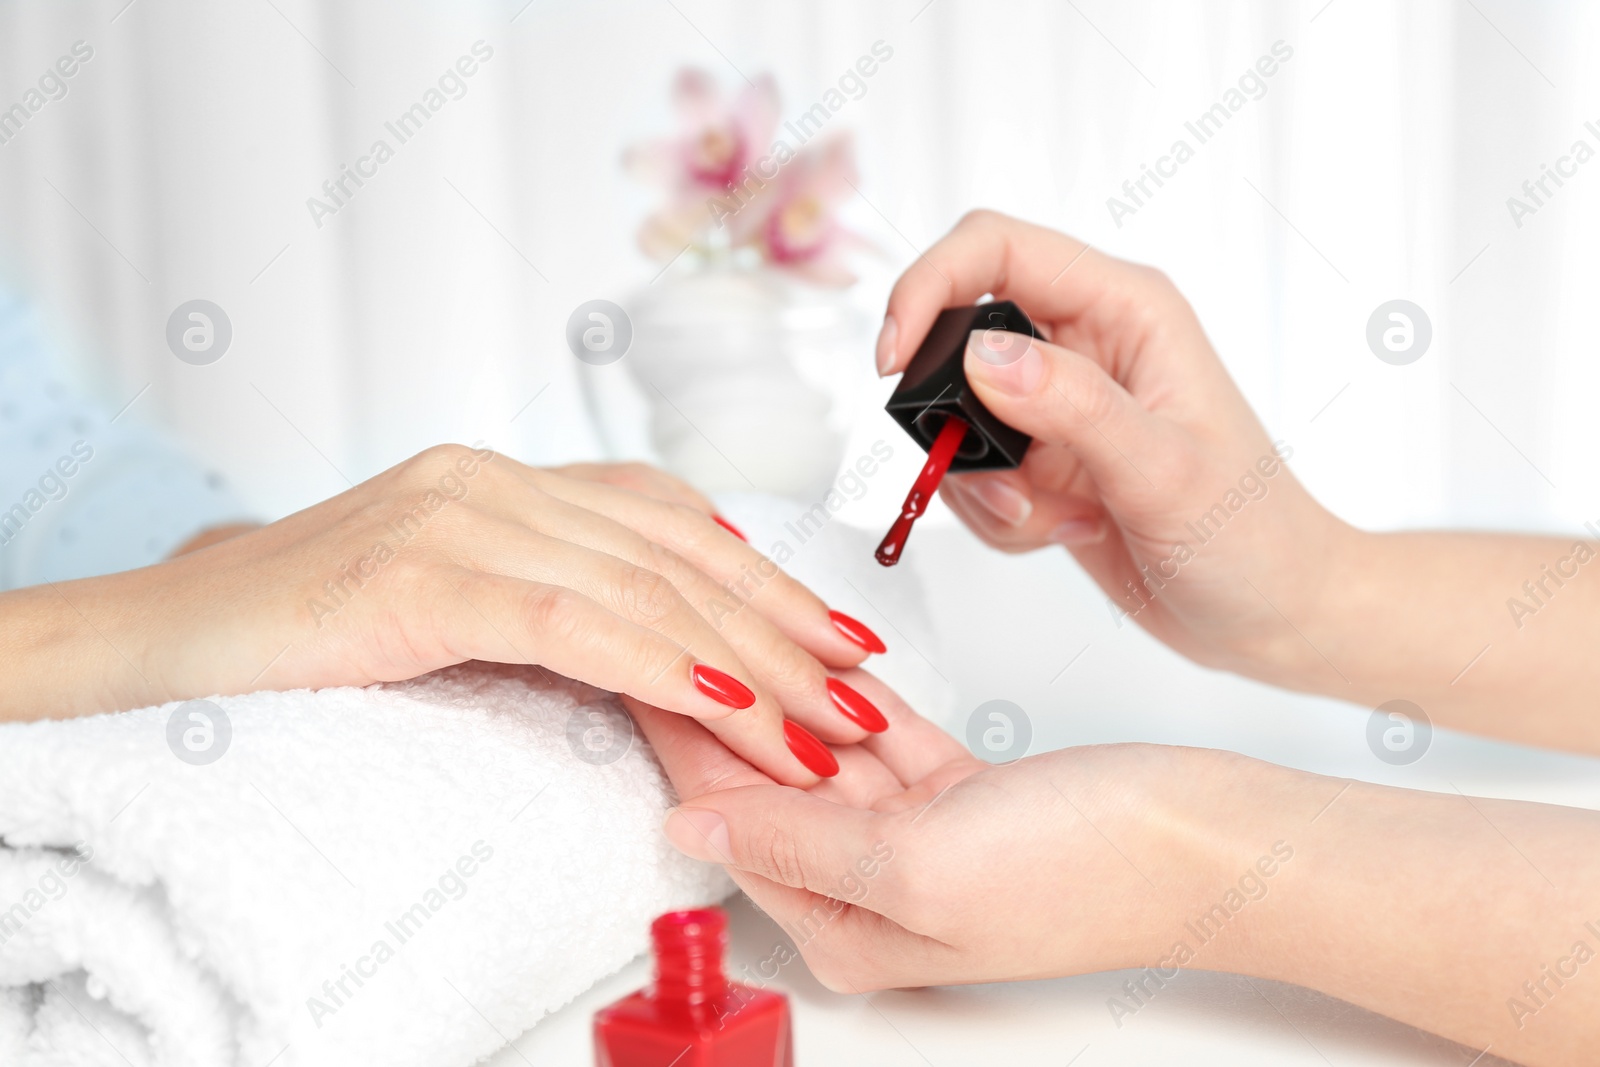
[759,640,822,695]
[665,502,722,553]
[1138,264,1175,293]
[617,564,680,625]
[618,461,659,484]
[667,499,712,530]
[401,443,480,484]
[957,207,1003,231]
[522,585,586,644]
[751,823,808,888]
[1061,368,1116,429]
[417,442,475,467]
[641,536,686,578]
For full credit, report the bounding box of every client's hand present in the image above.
[630,681,1263,990]
[638,687,1600,1066]
[877,210,1344,675]
[5,446,887,785]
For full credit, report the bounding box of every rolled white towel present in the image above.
[0,665,731,1067]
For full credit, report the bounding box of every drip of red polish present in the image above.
[876,415,969,566]
[713,515,748,542]
[783,720,839,778]
[827,677,888,733]
[691,664,755,709]
[828,609,886,654]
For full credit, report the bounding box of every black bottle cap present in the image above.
[884,301,1035,471]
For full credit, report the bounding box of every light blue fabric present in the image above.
[0,287,253,590]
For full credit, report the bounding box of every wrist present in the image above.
[1104,748,1320,979]
[1221,510,1373,695]
[0,578,154,721]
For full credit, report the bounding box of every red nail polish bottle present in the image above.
[594,908,793,1067]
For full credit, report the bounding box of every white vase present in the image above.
[621,262,860,501]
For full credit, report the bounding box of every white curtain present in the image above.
[1,0,1594,533]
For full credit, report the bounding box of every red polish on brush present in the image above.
[879,303,1038,567]
[875,414,969,567]
[594,907,792,1066]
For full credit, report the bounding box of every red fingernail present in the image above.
[827,677,887,733]
[784,720,839,778]
[713,515,748,542]
[828,610,886,654]
[691,664,755,709]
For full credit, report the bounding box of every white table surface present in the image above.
[490,522,1598,1066]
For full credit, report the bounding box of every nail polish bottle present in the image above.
[876,301,1037,565]
[594,907,793,1067]
[883,300,1037,471]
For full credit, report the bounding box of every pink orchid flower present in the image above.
[624,67,869,286]
[756,133,866,287]
[624,68,779,261]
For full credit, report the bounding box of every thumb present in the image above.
[964,329,1167,498]
[663,785,883,897]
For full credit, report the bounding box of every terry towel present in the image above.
[0,495,948,1067]
[0,666,732,1067]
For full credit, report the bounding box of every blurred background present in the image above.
[3,0,1598,790]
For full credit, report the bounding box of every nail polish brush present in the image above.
[876,301,1037,566]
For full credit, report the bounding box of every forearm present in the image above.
[1247,524,1600,752]
[1238,764,1600,1065]
[1116,752,1600,1064]
[0,577,153,721]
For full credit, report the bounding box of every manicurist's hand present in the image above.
[880,211,1600,753]
[0,447,892,785]
[877,210,1342,676]
[636,689,1600,1066]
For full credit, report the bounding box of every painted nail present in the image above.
[957,475,1033,526]
[784,720,840,777]
[826,677,888,732]
[828,609,886,654]
[713,515,748,541]
[875,315,899,376]
[691,664,755,709]
[663,807,731,863]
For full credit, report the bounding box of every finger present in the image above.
[878,210,1162,377]
[512,467,882,665]
[724,870,939,993]
[940,476,1110,553]
[836,669,978,786]
[662,783,883,899]
[811,742,907,807]
[626,695,768,796]
[448,569,821,787]
[963,333,1175,501]
[547,461,717,515]
[630,695,893,810]
[473,498,880,745]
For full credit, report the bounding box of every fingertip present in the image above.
[663,806,732,864]
[963,328,1046,397]
[784,720,840,778]
[874,315,899,377]
[828,609,886,655]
